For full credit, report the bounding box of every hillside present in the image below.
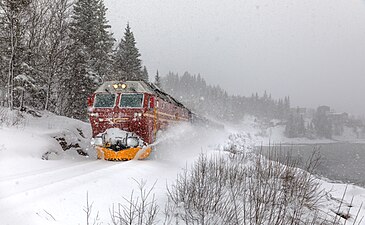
[0,109,364,224]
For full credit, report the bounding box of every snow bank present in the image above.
[1,110,364,225]
[0,108,92,161]
[0,108,230,225]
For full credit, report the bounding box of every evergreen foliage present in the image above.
[162,71,291,121]
[113,23,143,81]
[313,106,332,139]
[0,0,359,141]
[66,0,114,119]
[154,70,161,87]
[141,66,148,82]
[285,110,306,138]
[0,0,114,119]
[0,0,151,119]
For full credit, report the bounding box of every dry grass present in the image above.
[164,146,336,225]
[83,142,363,225]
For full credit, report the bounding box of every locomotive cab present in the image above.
[88,80,190,161]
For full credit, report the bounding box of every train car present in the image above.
[87,80,191,160]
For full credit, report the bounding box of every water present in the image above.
[260,143,365,187]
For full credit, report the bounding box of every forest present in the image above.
[0,0,147,119]
[1,0,363,139]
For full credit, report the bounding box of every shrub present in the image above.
[164,148,336,225]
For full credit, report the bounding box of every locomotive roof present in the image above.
[95,81,155,94]
[95,80,189,110]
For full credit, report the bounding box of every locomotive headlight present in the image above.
[126,137,139,147]
[89,112,99,117]
[91,136,103,146]
[134,112,142,117]
[112,83,127,89]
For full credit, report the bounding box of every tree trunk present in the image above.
[7,14,15,110]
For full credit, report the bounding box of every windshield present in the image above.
[120,93,144,108]
[94,93,116,108]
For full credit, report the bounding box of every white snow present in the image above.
[0,110,365,224]
[0,109,228,224]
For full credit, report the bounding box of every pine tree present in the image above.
[69,0,113,80]
[113,23,142,81]
[285,113,296,138]
[154,70,161,87]
[92,0,114,81]
[66,0,114,119]
[141,66,148,82]
[313,106,332,138]
[285,112,306,138]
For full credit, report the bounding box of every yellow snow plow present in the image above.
[92,128,152,161]
[96,145,152,161]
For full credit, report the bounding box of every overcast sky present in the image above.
[104,0,365,116]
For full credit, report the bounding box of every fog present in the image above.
[104,0,365,115]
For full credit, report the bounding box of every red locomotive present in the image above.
[87,80,192,160]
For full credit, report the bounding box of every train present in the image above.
[87,80,192,160]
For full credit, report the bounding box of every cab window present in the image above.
[120,93,144,108]
[94,93,116,108]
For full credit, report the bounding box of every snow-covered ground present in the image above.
[0,110,365,224]
[0,109,229,224]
